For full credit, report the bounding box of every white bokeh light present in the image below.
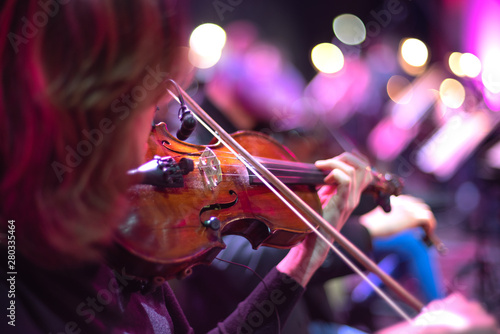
[189,23,226,69]
[333,14,366,45]
[482,51,500,94]
[400,38,429,67]
[459,52,481,78]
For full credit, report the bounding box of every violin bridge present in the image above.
[198,147,222,190]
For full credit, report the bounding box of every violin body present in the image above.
[110,123,322,281]
[110,85,423,310]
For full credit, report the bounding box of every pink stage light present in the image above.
[367,66,446,161]
[416,109,500,180]
[304,57,371,127]
[464,0,500,109]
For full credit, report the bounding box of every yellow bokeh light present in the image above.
[448,52,464,77]
[333,14,366,46]
[387,75,413,104]
[189,23,226,69]
[311,43,344,74]
[400,38,429,67]
[439,78,465,109]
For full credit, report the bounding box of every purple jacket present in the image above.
[0,253,304,333]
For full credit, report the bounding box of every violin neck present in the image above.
[250,158,402,200]
[249,158,327,186]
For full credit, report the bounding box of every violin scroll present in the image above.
[365,170,404,213]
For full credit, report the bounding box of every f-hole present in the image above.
[199,190,239,223]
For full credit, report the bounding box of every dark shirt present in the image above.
[174,219,373,334]
[0,252,304,334]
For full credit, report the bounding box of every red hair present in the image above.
[0,0,187,267]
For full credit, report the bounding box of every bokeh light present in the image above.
[333,14,366,45]
[400,38,429,67]
[448,52,465,77]
[482,51,500,94]
[439,78,465,108]
[311,43,344,74]
[189,23,227,69]
[459,52,481,78]
[387,75,413,104]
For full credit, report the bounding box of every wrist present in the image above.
[276,233,330,287]
[276,244,311,287]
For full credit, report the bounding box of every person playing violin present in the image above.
[0,1,497,334]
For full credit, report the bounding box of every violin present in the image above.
[108,84,426,313]
[110,123,402,281]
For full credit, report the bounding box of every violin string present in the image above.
[167,87,414,321]
[162,146,446,254]
[160,145,313,167]
[163,151,326,177]
[171,155,325,178]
